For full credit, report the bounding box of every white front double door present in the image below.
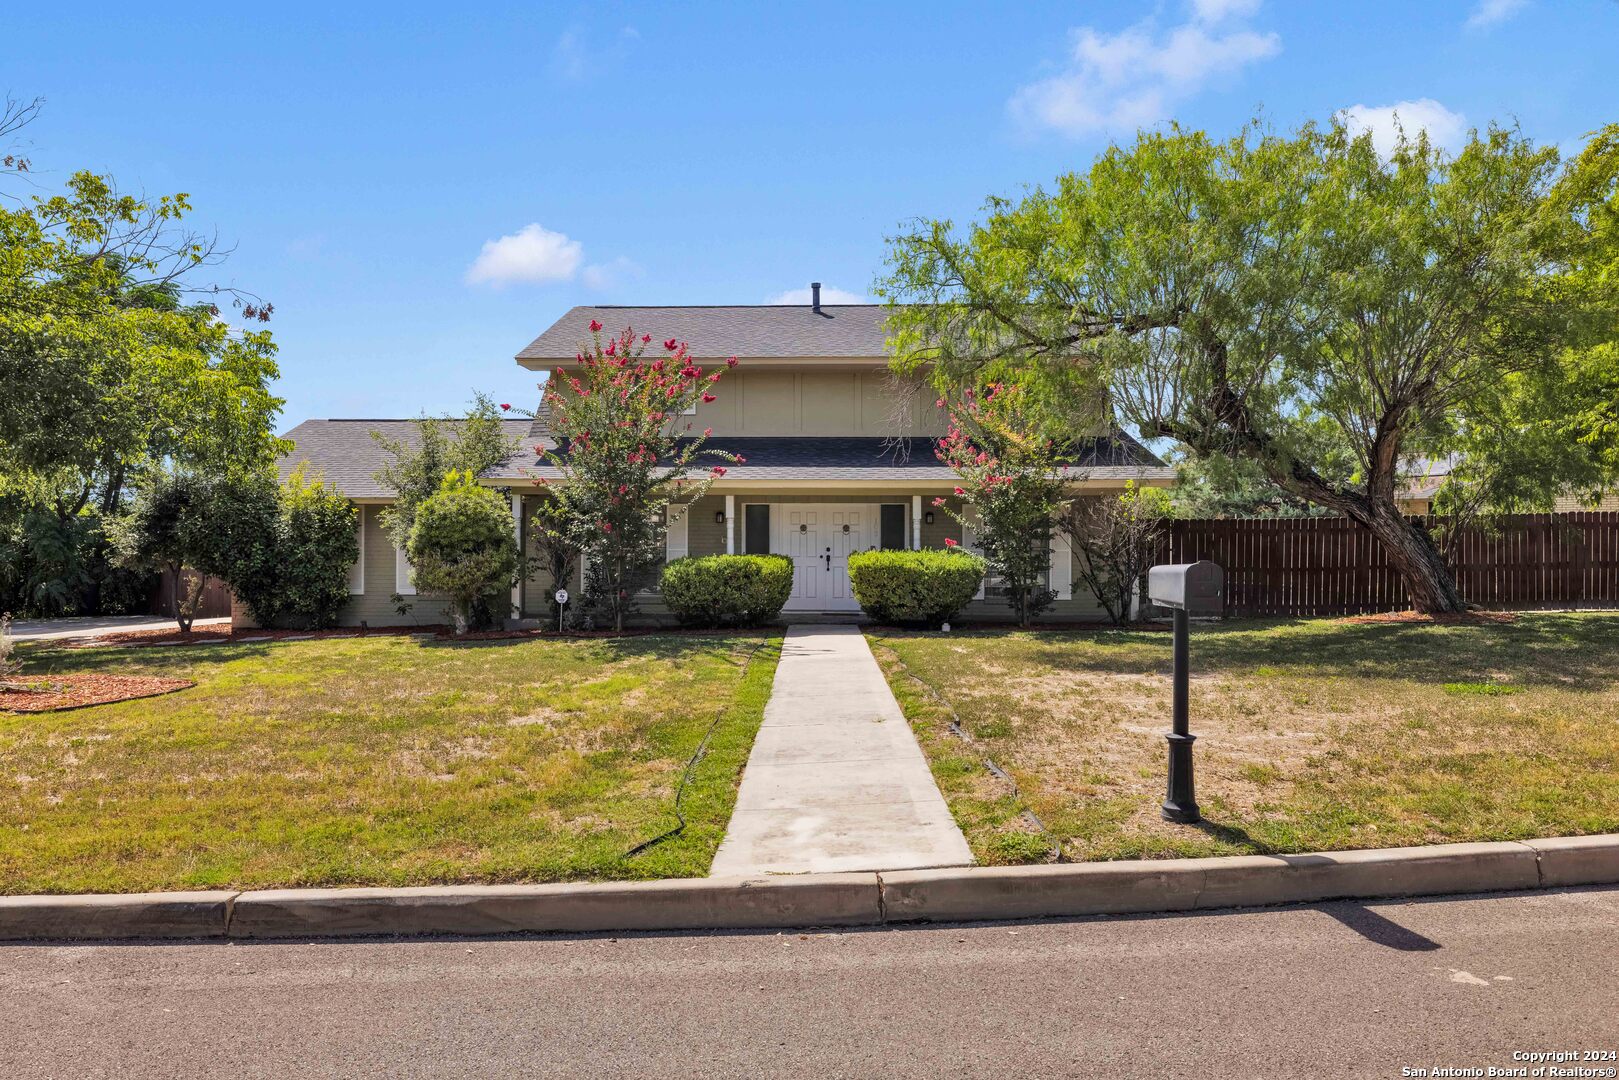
[770,504,872,612]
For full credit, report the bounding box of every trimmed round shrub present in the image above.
[660,554,793,627]
[407,471,520,634]
[847,549,986,627]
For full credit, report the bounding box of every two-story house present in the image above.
[269,293,1174,626]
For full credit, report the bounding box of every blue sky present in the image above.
[9,0,1614,428]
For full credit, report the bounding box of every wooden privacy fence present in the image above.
[149,568,235,620]
[1155,513,1619,617]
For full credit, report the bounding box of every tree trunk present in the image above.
[170,563,194,634]
[1360,510,1467,614]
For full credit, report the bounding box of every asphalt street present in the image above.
[4,886,1616,1079]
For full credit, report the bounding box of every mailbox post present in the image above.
[1146,561,1224,824]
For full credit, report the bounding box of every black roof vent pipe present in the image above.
[811,282,821,313]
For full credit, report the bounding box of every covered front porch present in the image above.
[507,485,1122,622]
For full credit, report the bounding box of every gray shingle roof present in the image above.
[278,418,538,499]
[495,436,1170,483]
[280,419,1170,497]
[516,305,896,361]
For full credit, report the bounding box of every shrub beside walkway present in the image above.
[710,625,973,875]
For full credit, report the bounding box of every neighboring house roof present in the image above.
[278,421,1172,498]
[1398,455,1458,501]
[516,305,895,362]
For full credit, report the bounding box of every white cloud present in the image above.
[766,285,870,305]
[1009,12,1280,138]
[1466,0,1528,29]
[1191,0,1262,23]
[465,224,583,287]
[1338,99,1468,157]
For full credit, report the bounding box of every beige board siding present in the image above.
[1553,492,1619,512]
[550,370,949,439]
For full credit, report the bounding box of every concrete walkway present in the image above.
[7,616,232,641]
[710,625,974,876]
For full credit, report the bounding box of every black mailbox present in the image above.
[1147,560,1224,825]
[1147,561,1224,616]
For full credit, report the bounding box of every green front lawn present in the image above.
[1,632,780,894]
[870,613,1619,864]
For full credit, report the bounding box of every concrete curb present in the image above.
[2,835,1615,942]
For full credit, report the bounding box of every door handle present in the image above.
[824,549,831,571]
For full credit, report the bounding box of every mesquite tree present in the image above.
[525,322,739,633]
[883,119,1619,613]
[932,383,1068,627]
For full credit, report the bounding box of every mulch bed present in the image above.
[1339,610,1518,625]
[1,674,195,713]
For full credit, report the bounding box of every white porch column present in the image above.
[911,495,922,550]
[724,495,736,554]
[510,492,523,618]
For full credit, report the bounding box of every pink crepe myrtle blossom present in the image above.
[589,319,603,332]
[701,393,716,403]
[500,403,511,411]
[943,537,959,547]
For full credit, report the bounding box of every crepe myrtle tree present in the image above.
[932,382,1068,627]
[514,321,741,633]
[882,118,1619,613]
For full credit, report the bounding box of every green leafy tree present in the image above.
[932,383,1067,627]
[522,322,738,633]
[882,119,1619,613]
[407,470,521,635]
[1168,454,1330,519]
[0,98,284,615]
[111,471,216,632]
[372,392,518,549]
[272,468,361,629]
[203,467,358,630]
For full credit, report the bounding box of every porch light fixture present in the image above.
[924,511,935,525]
[714,510,726,524]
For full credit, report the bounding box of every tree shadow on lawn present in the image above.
[15,641,277,677]
[1004,613,1619,692]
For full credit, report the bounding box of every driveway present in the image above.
[6,616,232,641]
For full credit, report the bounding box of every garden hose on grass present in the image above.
[877,638,1065,864]
[622,639,770,861]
